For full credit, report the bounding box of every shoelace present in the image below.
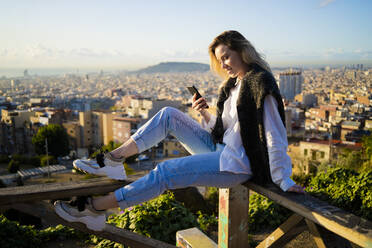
[96,152,106,168]
[69,196,89,212]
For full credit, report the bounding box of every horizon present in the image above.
[1,60,370,78]
[1,0,371,74]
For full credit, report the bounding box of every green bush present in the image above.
[306,168,372,221]
[11,154,29,164]
[4,155,41,167]
[7,159,20,173]
[91,192,198,247]
[0,215,87,248]
[291,173,312,187]
[196,211,218,234]
[40,155,58,167]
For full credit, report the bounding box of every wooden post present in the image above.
[218,185,249,248]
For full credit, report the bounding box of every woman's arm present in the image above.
[263,95,304,193]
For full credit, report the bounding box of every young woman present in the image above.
[55,30,304,231]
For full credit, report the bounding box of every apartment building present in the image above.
[112,117,141,144]
[79,111,118,148]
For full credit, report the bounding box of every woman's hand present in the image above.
[192,94,209,113]
[286,184,305,193]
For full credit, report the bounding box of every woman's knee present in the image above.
[159,106,181,118]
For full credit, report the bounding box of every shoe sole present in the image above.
[54,201,105,231]
[73,160,127,181]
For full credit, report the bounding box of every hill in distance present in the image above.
[135,62,210,73]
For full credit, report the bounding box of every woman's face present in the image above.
[215,44,247,79]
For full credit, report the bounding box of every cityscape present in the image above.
[0,62,371,180]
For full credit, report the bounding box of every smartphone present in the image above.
[187,85,208,108]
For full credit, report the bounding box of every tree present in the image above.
[32,124,69,157]
[336,148,363,172]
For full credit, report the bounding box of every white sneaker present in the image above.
[73,152,127,180]
[54,196,106,231]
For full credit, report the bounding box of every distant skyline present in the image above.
[1,0,372,74]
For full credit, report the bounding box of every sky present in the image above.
[1,0,372,73]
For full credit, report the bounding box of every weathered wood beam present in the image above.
[0,175,145,205]
[244,182,372,248]
[176,227,217,248]
[265,221,308,248]
[257,213,304,248]
[11,202,176,248]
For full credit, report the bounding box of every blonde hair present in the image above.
[208,30,272,80]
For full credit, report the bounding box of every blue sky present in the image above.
[1,0,371,70]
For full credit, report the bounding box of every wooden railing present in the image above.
[1,176,371,247]
[178,183,372,248]
[0,176,175,248]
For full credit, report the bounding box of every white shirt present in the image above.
[203,80,295,191]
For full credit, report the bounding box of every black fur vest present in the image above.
[211,63,286,185]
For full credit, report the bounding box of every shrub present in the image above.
[291,173,312,187]
[306,168,372,221]
[0,215,87,248]
[7,160,20,173]
[11,154,28,164]
[90,192,198,246]
[196,211,218,234]
[40,155,57,167]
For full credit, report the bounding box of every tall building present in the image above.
[79,111,117,148]
[278,70,303,100]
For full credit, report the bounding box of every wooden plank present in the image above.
[257,213,303,248]
[218,185,249,248]
[305,219,327,248]
[11,202,176,248]
[244,182,372,248]
[266,220,308,248]
[0,174,145,205]
[176,227,217,248]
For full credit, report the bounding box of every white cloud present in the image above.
[320,0,336,8]
[266,47,372,62]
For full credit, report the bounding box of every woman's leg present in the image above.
[95,150,251,210]
[110,107,216,159]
